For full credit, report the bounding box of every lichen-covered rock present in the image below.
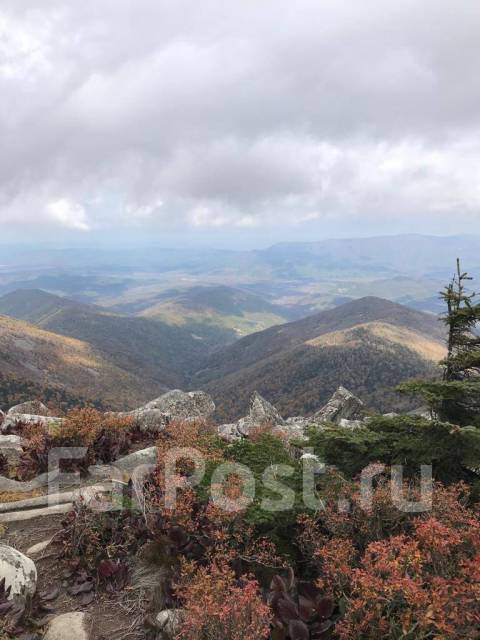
[44,612,91,640]
[1,413,64,434]
[126,408,170,433]
[217,422,242,442]
[249,391,285,426]
[8,400,50,416]
[235,392,285,437]
[0,544,37,599]
[143,389,215,419]
[312,386,365,424]
[119,390,215,433]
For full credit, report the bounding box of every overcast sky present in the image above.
[1,0,479,247]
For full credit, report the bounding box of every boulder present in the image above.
[156,609,184,637]
[8,400,50,417]
[312,387,365,425]
[120,390,215,433]
[111,446,158,476]
[1,413,64,434]
[44,612,91,640]
[217,422,242,443]
[407,406,433,420]
[249,391,285,427]
[236,392,285,437]
[126,408,170,433]
[0,434,22,472]
[0,544,37,599]
[282,416,309,440]
[143,389,215,420]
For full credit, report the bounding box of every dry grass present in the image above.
[307,321,446,362]
[0,488,43,503]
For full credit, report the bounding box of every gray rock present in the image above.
[0,434,22,472]
[383,412,399,418]
[407,406,433,420]
[144,389,215,419]
[312,386,365,424]
[338,418,364,429]
[1,413,63,434]
[8,401,50,417]
[249,391,285,426]
[0,470,50,493]
[125,408,170,433]
[0,544,37,599]
[112,446,158,475]
[0,503,73,524]
[26,538,53,556]
[156,609,184,637]
[119,389,215,433]
[44,612,91,640]
[217,422,242,443]
[234,392,286,438]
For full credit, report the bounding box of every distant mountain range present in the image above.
[1,235,473,420]
[1,235,478,318]
[0,290,446,417]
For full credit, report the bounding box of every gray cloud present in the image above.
[0,0,479,239]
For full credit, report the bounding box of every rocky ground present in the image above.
[0,386,422,639]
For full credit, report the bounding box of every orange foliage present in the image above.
[175,560,271,640]
[299,474,480,640]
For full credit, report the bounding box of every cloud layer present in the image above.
[1,0,480,240]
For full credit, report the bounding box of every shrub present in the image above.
[175,560,271,640]
[17,408,134,479]
[305,415,480,485]
[298,476,480,639]
[223,434,304,539]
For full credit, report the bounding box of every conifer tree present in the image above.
[401,259,480,425]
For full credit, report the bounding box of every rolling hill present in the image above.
[0,289,213,406]
[196,297,446,421]
[0,314,153,410]
[137,285,293,344]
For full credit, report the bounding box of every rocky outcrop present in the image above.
[120,389,215,433]
[0,545,37,600]
[312,386,365,425]
[218,392,289,441]
[143,389,215,418]
[44,612,91,640]
[7,400,50,416]
[1,413,64,434]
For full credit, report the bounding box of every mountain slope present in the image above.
[197,297,446,421]
[0,289,213,403]
[0,314,153,409]
[196,296,445,384]
[138,285,292,344]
